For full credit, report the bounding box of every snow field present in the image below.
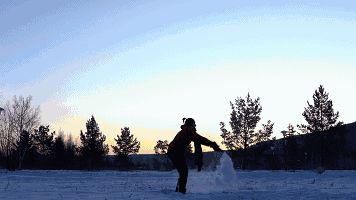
[1,155,356,200]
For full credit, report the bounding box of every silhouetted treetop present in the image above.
[220,93,274,150]
[298,85,342,134]
[79,116,109,169]
[112,127,140,156]
[32,125,54,156]
[154,140,169,155]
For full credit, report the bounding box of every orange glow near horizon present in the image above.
[50,114,223,154]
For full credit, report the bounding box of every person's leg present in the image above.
[168,153,181,192]
[168,153,188,193]
[176,162,188,194]
[194,142,203,171]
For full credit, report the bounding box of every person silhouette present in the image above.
[167,118,222,194]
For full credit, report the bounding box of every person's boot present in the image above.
[178,187,186,194]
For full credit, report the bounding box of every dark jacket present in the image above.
[168,125,215,156]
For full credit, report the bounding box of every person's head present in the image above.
[182,118,196,132]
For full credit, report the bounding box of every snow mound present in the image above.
[188,152,238,193]
[216,152,236,184]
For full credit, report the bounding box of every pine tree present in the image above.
[154,140,169,155]
[53,133,65,168]
[255,120,274,144]
[282,124,298,170]
[288,124,297,136]
[112,127,140,156]
[64,134,77,169]
[111,127,140,169]
[298,85,342,134]
[282,124,297,138]
[32,125,54,156]
[153,139,172,170]
[219,122,236,150]
[79,116,109,169]
[220,93,273,150]
[15,130,32,169]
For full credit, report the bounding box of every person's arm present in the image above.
[192,132,222,151]
[194,142,203,171]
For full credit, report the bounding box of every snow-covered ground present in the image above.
[1,169,356,200]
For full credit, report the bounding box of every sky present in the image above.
[1,0,356,153]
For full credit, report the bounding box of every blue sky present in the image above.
[1,0,356,153]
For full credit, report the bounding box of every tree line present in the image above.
[153,85,344,170]
[0,97,140,170]
[216,84,342,170]
[1,85,344,170]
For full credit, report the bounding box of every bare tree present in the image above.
[0,106,5,159]
[0,96,40,168]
